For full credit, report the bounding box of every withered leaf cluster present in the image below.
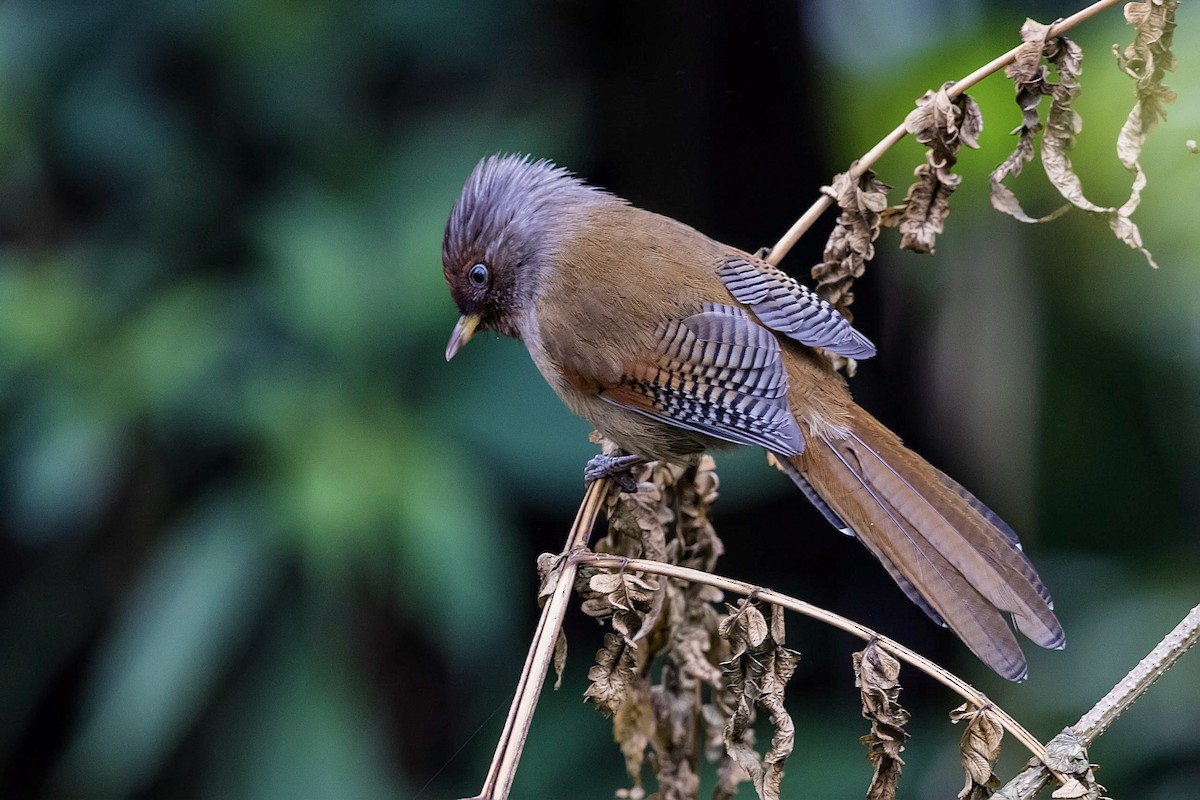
[881,82,983,254]
[811,168,891,319]
[720,600,800,800]
[810,2,1176,312]
[1115,0,1178,132]
[991,5,1177,267]
[810,168,890,375]
[853,641,910,800]
[1039,730,1106,800]
[950,703,1004,800]
[570,445,801,800]
[532,11,1185,798]
[989,19,1073,224]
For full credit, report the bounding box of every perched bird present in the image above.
[442,154,1063,681]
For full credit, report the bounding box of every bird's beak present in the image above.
[445,314,480,361]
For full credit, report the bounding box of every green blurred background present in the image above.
[0,1,1196,798]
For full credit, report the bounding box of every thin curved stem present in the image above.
[765,0,1125,267]
[572,551,1066,779]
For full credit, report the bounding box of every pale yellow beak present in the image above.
[445,314,480,361]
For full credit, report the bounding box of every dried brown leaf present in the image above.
[582,460,672,648]
[719,600,799,800]
[1038,36,1114,222]
[1043,730,1090,774]
[719,599,770,657]
[1036,3,1172,268]
[654,592,713,799]
[1042,730,1104,800]
[647,457,731,800]
[579,596,613,618]
[883,83,982,254]
[904,83,983,151]
[881,161,957,254]
[674,455,723,571]
[585,631,638,717]
[582,442,744,799]
[536,551,563,606]
[723,686,763,797]
[990,18,1071,223]
[811,167,891,329]
[537,550,571,691]
[1115,0,1178,128]
[588,572,626,595]
[620,575,660,641]
[669,605,724,689]
[703,702,750,800]
[853,641,910,800]
[650,664,702,800]
[950,703,1004,800]
[1006,19,1053,87]
[1051,778,1090,799]
[553,629,568,690]
[769,603,787,647]
[613,679,656,796]
[603,470,673,558]
[756,646,800,800]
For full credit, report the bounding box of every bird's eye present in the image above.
[468,263,490,288]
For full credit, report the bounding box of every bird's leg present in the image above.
[584,453,645,493]
[753,245,773,260]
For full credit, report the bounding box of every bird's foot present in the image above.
[584,453,645,493]
[753,245,772,261]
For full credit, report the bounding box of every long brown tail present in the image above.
[779,405,1064,681]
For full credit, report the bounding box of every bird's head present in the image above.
[442,154,614,359]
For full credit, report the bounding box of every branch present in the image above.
[995,602,1200,800]
[765,0,1125,267]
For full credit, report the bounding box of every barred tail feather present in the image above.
[781,406,1064,681]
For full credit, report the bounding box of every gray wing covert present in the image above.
[718,257,876,359]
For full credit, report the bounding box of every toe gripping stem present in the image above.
[584,453,644,493]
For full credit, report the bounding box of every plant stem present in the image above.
[996,602,1200,800]
[1075,601,1200,742]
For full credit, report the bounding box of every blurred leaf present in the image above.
[1,399,125,543]
[0,265,100,372]
[205,605,405,800]
[54,494,282,796]
[253,381,520,660]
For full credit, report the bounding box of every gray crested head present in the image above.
[442,154,618,340]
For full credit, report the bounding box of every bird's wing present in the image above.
[718,256,876,359]
[598,302,806,456]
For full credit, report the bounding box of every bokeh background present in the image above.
[1,1,1197,798]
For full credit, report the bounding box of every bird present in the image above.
[441,153,1064,681]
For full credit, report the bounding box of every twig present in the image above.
[995,602,1200,800]
[571,551,1065,780]
[765,0,1125,267]
[466,478,612,800]
[1075,601,1200,742]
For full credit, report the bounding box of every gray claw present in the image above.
[584,454,644,493]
